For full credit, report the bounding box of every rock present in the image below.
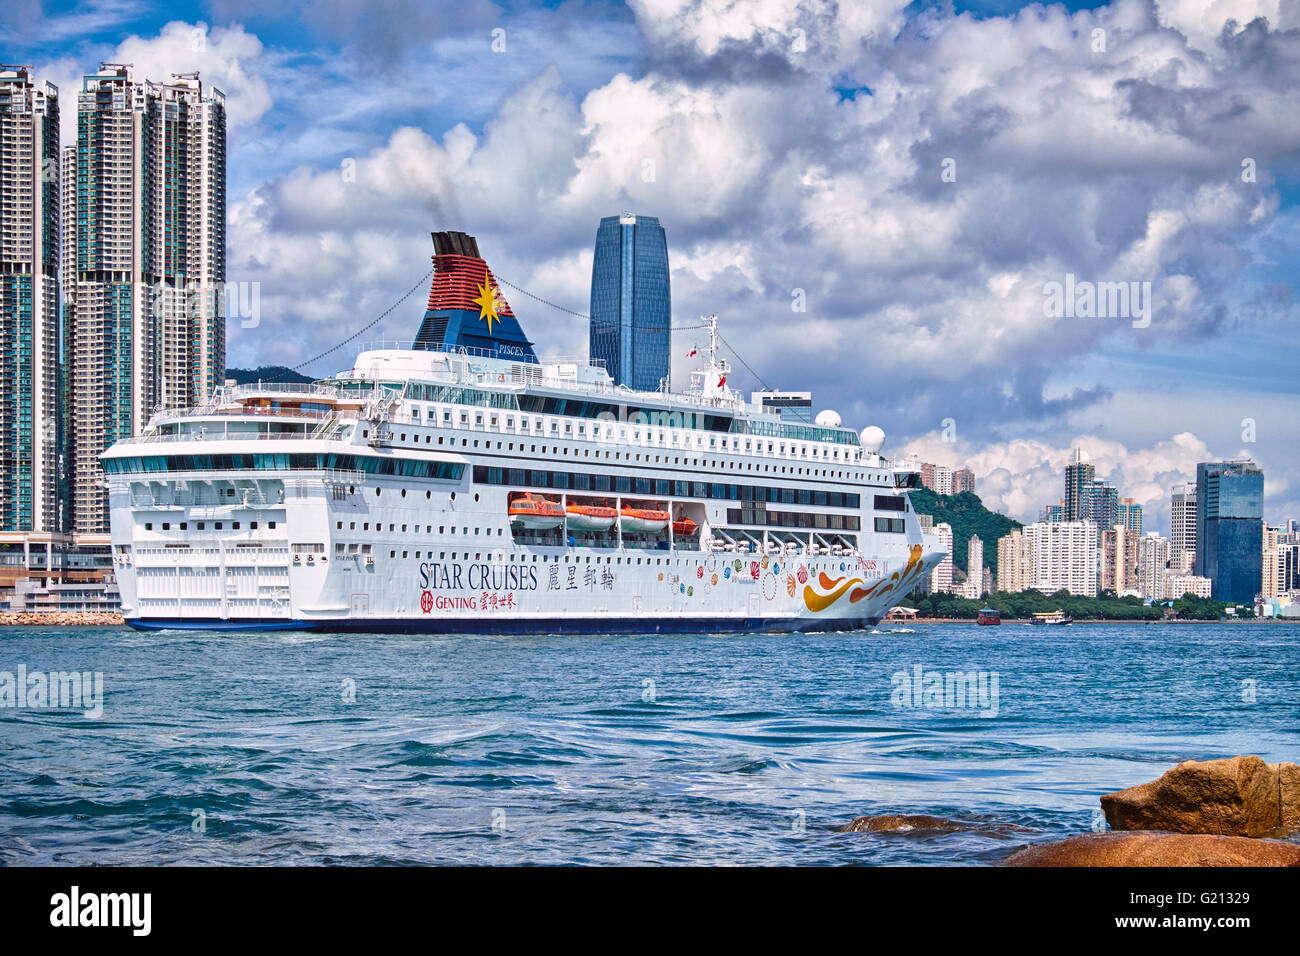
[1101,755,1285,836]
[841,814,971,833]
[1004,832,1300,867]
[840,813,1033,835]
[1281,762,1300,832]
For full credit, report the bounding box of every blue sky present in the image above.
[8,0,1300,530]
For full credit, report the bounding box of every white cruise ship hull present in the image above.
[103,348,945,635]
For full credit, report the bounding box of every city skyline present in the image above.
[4,0,1299,537]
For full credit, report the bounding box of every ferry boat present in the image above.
[1029,610,1073,626]
[102,230,946,633]
[976,607,1001,626]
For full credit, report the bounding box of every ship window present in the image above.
[233,522,241,529]
[145,523,153,531]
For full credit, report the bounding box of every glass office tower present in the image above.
[1195,460,1264,604]
[589,214,670,392]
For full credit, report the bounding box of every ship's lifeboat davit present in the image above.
[509,493,565,530]
[566,503,617,531]
[620,506,669,534]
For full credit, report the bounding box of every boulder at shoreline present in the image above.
[1101,755,1300,837]
[1004,831,1300,867]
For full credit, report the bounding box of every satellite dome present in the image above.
[860,426,885,453]
[814,409,841,428]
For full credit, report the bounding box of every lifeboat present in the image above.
[620,505,669,534]
[672,517,699,537]
[508,493,565,530]
[566,502,617,531]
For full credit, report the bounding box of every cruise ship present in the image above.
[103,231,946,632]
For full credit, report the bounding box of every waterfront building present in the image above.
[1195,460,1264,603]
[0,66,60,532]
[964,534,984,599]
[1136,532,1171,600]
[1027,520,1098,597]
[931,522,954,593]
[63,65,226,533]
[1164,573,1212,600]
[996,527,1033,592]
[1100,525,1135,594]
[1169,482,1197,570]
[589,213,671,392]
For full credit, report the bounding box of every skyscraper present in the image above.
[1170,482,1197,572]
[64,65,226,532]
[589,213,670,391]
[1195,460,1264,604]
[0,66,60,532]
[1064,448,1095,522]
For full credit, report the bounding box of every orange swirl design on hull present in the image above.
[803,545,930,613]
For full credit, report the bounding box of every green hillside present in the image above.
[908,488,1022,578]
[225,366,314,385]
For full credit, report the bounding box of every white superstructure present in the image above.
[103,319,945,632]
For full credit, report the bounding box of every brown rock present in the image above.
[1101,756,1282,836]
[1004,832,1300,867]
[842,814,972,833]
[1281,762,1300,832]
[840,813,1033,835]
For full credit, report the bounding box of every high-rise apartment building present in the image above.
[63,65,226,532]
[1136,532,1171,600]
[589,213,670,392]
[1100,525,1137,594]
[964,534,984,599]
[1027,520,1098,597]
[953,467,975,495]
[930,522,954,594]
[996,527,1034,592]
[1195,460,1264,604]
[1117,497,1142,534]
[0,66,60,531]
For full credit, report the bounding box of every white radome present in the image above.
[814,409,841,428]
[860,426,885,453]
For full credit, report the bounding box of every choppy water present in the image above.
[2,621,1297,865]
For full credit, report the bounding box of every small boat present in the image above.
[977,608,1001,626]
[672,517,699,537]
[509,493,565,530]
[620,505,669,534]
[1029,610,1073,626]
[566,502,617,531]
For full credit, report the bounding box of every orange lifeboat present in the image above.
[672,517,699,537]
[508,493,565,530]
[566,502,617,532]
[620,505,669,534]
